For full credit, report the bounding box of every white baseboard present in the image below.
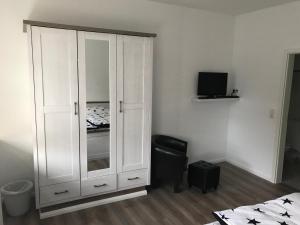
[207,158,226,164]
[225,158,273,183]
[39,190,147,219]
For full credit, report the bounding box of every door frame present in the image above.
[273,49,300,183]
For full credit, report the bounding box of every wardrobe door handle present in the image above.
[94,184,107,188]
[128,177,139,181]
[119,101,123,113]
[74,102,78,115]
[54,190,69,195]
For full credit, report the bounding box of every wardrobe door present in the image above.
[117,36,153,175]
[78,32,117,195]
[32,27,80,187]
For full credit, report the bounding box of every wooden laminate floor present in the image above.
[4,162,297,225]
[88,158,110,171]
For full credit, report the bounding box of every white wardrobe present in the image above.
[26,21,154,209]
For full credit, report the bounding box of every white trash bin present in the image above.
[1,180,33,217]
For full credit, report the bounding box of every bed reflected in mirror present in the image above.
[85,39,110,172]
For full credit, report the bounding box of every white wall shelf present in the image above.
[192,97,240,103]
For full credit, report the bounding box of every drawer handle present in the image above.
[128,177,140,181]
[54,190,69,195]
[74,102,78,115]
[94,184,107,188]
[119,101,123,113]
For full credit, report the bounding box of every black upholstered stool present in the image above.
[188,161,220,193]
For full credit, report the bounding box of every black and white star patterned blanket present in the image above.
[86,105,110,129]
[207,193,300,225]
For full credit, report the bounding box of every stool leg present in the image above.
[151,178,160,189]
[202,181,207,193]
[174,183,181,193]
[188,176,192,188]
[173,175,183,193]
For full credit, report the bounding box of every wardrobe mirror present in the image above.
[85,39,110,172]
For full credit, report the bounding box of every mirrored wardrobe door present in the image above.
[78,31,117,180]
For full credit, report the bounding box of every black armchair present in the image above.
[151,135,188,193]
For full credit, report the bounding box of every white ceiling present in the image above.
[148,0,299,15]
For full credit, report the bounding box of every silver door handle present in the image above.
[119,101,123,113]
[128,177,139,181]
[54,190,69,195]
[74,102,78,115]
[94,184,107,188]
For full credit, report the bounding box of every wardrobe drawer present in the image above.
[40,181,80,206]
[118,169,148,189]
[81,175,117,196]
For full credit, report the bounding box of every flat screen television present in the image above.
[197,72,228,97]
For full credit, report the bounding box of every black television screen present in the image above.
[197,72,228,97]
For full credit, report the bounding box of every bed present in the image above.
[86,103,110,132]
[206,193,300,225]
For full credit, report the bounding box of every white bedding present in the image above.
[213,193,300,225]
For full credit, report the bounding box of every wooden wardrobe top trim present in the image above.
[23,20,157,37]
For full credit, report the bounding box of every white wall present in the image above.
[177,10,234,163]
[227,1,300,182]
[0,0,234,185]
